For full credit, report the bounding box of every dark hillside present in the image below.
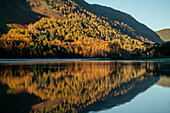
[0,0,46,32]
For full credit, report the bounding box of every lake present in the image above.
[0,59,170,113]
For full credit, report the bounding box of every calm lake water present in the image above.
[0,59,170,113]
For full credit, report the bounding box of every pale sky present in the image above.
[85,0,170,31]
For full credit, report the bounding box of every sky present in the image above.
[85,0,170,31]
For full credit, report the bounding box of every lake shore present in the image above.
[0,58,170,64]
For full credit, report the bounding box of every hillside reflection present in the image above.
[0,62,162,113]
[156,62,170,87]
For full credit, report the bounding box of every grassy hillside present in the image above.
[156,29,170,42]
[0,0,165,58]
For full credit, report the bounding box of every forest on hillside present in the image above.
[0,0,169,58]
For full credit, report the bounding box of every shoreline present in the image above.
[0,58,170,64]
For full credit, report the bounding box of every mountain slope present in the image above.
[0,0,162,43]
[0,0,163,58]
[156,29,170,42]
[0,0,47,33]
[73,0,163,43]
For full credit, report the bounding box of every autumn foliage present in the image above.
[0,0,154,58]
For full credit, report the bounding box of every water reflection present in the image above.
[157,76,170,87]
[156,62,170,87]
[0,61,165,113]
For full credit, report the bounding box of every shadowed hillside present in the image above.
[0,0,46,33]
[156,29,170,42]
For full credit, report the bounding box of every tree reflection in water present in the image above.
[0,62,162,113]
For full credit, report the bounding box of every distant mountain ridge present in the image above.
[156,29,170,42]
